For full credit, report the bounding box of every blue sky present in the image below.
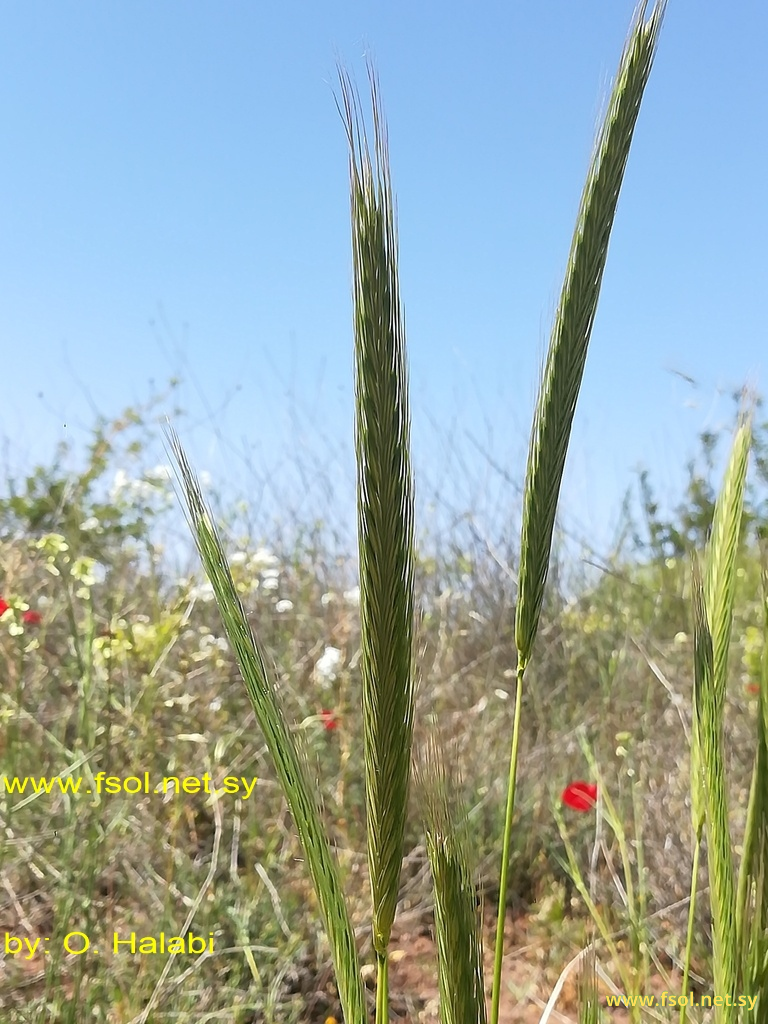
[1,1,765,569]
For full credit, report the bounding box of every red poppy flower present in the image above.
[561,781,598,812]
[319,709,339,732]
[746,683,760,696]
[0,598,9,616]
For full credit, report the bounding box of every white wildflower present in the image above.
[147,464,173,483]
[314,646,343,688]
[249,548,280,573]
[90,562,107,584]
[200,635,228,653]
[109,469,129,501]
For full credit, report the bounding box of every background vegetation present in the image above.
[0,388,766,1022]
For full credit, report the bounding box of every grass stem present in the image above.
[490,663,524,1024]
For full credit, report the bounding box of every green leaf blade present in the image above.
[167,428,368,1024]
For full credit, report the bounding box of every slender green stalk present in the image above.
[375,952,389,1024]
[737,748,768,1013]
[338,66,417,1023]
[630,774,650,985]
[578,945,599,1024]
[490,663,523,1024]
[166,430,367,1024]
[679,843,701,1024]
[492,6,667,1021]
[554,805,631,995]
[578,734,646,986]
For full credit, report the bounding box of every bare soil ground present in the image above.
[298,903,676,1024]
